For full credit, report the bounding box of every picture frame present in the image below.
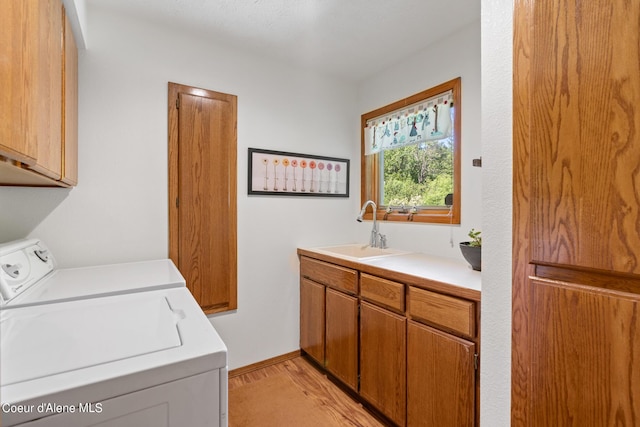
[248,148,350,197]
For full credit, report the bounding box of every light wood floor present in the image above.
[228,356,387,426]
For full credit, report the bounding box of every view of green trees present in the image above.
[381,137,453,207]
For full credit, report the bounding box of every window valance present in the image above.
[364,90,453,155]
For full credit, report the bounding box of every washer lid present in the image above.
[1,295,181,386]
[1,288,227,408]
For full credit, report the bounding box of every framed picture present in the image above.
[248,148,349,197]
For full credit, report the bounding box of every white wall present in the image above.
[481,0,513,425]
[0,12,508,418]
[0,3,360,370]
[356,20,482,260]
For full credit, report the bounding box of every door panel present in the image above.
[529,278,640,425]
[325,288,358,390]
[529,0,640,274]
[168,83,237,314]
[300,278,325,364]
[407,320,475,427]
[360,301,406,426]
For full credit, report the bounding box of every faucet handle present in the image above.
[379,234,387,249]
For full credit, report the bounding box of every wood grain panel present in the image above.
[408,286,475,338]
[0,0,64,180]
[29,0,62,180]
[325,288,358,391]
[407,321,475,427]
[300,256,358,295]
[360,302,406,426]
[360,273,404,313]
[530,0,640,273]
[512,0,533,423]
[529,277,640,425]
[168,82,237,314]
[0,0,39,164]
[60,9,77,185]
[300,278,325,365]
[514,1,640,424]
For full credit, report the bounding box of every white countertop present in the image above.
[362,252,481,293]
[298,244,481,301]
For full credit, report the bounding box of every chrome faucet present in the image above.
[356,200,387,248]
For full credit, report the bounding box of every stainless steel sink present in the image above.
[314,244,410,260]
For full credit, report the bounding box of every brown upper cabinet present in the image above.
[0,0,78,187]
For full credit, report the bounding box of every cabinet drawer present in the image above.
[300,256,358,295]
[408,286,475,338]
[360,273,404,313]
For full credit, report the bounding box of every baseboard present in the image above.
[228,350,301,378]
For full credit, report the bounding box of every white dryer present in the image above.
[0,239,228,427]
[0,239,186,307]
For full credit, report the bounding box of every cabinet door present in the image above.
[168,83,238,314]
[0,0,62,179]
[29,0,63,180]
[529,278,640,425]
[527,0,640,274]
[1,0,40,164]
[300,278,325,365]
[325,288,358,390]
[360,301,406,426]
[407,321,475,427]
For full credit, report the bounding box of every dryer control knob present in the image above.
[2,263,21,279]
[35,249,50,262]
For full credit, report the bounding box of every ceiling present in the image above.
[87,0,480,81]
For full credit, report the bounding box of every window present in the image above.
[360,77,461,224]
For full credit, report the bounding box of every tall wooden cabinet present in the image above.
[168,83,238,314]
[513,0,640,425]
[0,0,78,187]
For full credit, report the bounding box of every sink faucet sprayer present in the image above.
[356,200,387,248]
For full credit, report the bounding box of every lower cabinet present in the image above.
[325,288,358,390]
[407,321,476,427]
[299,254,480,427]
[360,301,406,426]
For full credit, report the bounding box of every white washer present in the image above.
[0,239,228,427]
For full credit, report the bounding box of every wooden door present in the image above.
[513,0,640,424]
[407,321,475,427]
[168,82,237,314]
[360,301,406,426]
[300,278,325,365]
[325,287,358,390]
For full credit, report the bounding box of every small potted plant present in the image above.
[460,228,481,271]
